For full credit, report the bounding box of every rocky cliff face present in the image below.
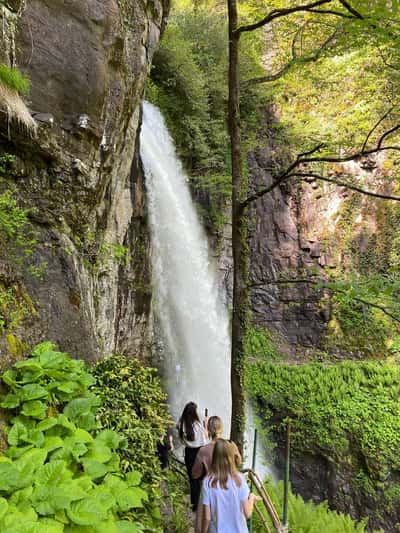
[248,137,394,354]
[0,0,169,361]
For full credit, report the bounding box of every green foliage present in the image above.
[0,177,38,336]
[247,360,400,491]
[0,343,149,532]
[0,188,36,256]
[0,64,30,95]
[322,290,395,358]
[148,3,266,232]
[91,355,171,531]
[148,12,227,173]
[245,326,279,361]
[253,480,378,533]
[0,287,31,333]
[159,470,191,533]
[92,355,170,479]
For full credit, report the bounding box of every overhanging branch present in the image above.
[290,172,400,201]
[243,27,340,86]
[235,0,361,35]
[235,0,334,34]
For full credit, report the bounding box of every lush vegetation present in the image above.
[0,155,38,340]
[253,480,378,533]
[247,359,400,520]
[0,64,30,95]
[148,2,266,230]
[91,355,172,531]
[92,354,191,533]
[0,342,160,532]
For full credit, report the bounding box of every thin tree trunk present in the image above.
[228,0,248,453]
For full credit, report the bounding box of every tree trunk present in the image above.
[228,0,249,453]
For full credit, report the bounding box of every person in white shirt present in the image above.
[201,439,260,533]
[179,401,209,511]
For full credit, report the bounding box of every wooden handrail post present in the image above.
[248,428,258,532]
[282,422,291,529]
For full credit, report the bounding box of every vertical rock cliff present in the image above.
[0,0,169,361]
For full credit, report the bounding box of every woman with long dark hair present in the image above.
[179,401,208,511]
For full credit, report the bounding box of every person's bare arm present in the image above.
[232,442,242,467]
[242,493,261,519]
[201,504,211,533]
[192,450,205,479]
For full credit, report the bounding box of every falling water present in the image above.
[140,101,232,433]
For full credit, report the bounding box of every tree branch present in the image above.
[361,107,394,152]
[377,123,400,149]
[333,289,400,322]
[235,0,333,34]
[338,0,364,19]
[241,144,325,207]
[290,172,400,201]
[307,8,355,18]
[243,28,339,86]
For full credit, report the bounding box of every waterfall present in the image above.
[140,102,232,434]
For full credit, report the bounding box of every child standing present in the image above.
[201,439,260,532]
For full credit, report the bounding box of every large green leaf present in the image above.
[21,401,47,419]
[82,460,108,480]
[64,396,100,420]
[33,478,88,515]
[0,496,8,519]
[1,393,21,409]
[66,497,107,526]
[37,518,65,532]
[14,359,42,372]
[37,418,58,432]
[2,504,37,527]
[0,462,22,491]
[103,475,126,495]
[85,442,112,464]
[116,521,143,533]
[20,384,48,402]
[1,369,18,386]
[15,448,47,484]
[7,444,34,459]
[95,430,124,450]
[8,421,28,446]
[35,460,69,486]
[56,415,76,432]
[116,487,147,512]
[41,436,64,453]
[94,521,120,533]
[9,486,33,506]
[125,471,142,487]
[25,429,45,447]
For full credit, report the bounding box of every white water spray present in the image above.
[140,102,232,433]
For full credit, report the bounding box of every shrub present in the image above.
[92,355,170,480]
[0,342,149,532]
[92,355,171,531]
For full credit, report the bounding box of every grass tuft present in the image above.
[0,64,30,94]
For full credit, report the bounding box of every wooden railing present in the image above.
[243,468,287,533]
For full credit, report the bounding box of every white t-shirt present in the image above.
[202,473,250,533]
[183,420,209,448]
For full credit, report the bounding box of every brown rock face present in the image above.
[248,147,329,350]
[0,0,169,360]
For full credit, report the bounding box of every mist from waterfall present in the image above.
[140,101,232,434]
